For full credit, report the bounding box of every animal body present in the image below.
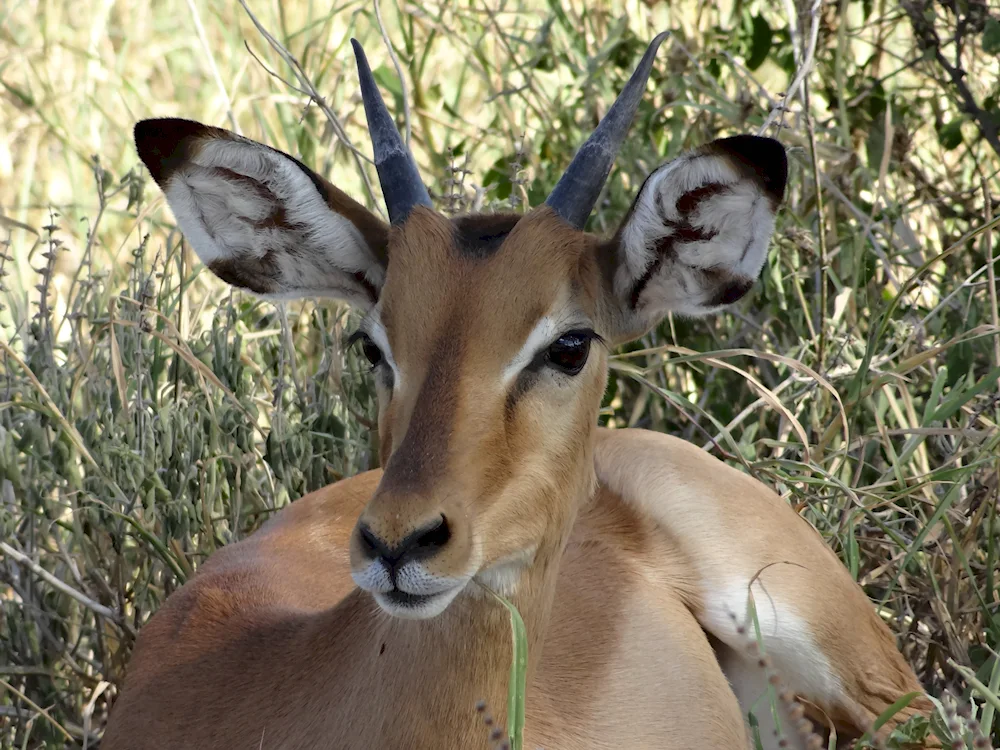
[103,34,931,750]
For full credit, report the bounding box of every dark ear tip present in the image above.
[133,119,165,180]
[714,134,788,205]
[134,117,215,185]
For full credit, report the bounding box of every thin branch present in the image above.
[983,177,1000,371]
[0,679,75,743]
[373,0,411,147]
[0,541,120,623]
[903,0,1000,159]
[236,0,385,217]
[185,0,237,131]
[758,0,822,135]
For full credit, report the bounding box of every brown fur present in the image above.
[103,465,751,749]
[103,431,931,749]
[109,121,933,749]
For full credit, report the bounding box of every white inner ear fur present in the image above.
[164,138,383,306]
[616,151,777,318]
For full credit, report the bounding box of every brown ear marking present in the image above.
[708,135,788,208]
[625,210,721,311]
[704,273,755,308]
[209,256,280,296]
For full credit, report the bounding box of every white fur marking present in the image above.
[703,581,842,704]
[473,546,536,597]
[372,586,462,620]
[395,564,470,597]
[501,310,592,384]
[351,559,393,594]
[501,316,560,384]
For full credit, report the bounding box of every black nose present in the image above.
[358,515,451,569]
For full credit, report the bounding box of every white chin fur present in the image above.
[373,586,463,620]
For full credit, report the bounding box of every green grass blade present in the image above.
[486,589,527,750]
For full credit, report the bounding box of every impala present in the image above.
[103,34,931,749]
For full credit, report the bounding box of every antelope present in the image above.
[103,34,931,750]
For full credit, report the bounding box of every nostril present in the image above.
[412,515,450,556]
[358,523,387,560]
[358,516,452,568]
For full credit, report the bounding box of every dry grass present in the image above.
[1,0,999,747]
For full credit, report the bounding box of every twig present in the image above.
[903,0,1000,159]
[801,83,829,367]
[758,0,822,135]
[236,0,384,217]
[81,681,110,750]
[984,177,1000,373]
[185,0,237,131]
[0,542,119,622]
[0,679,75,743]
[0,337,99,468]
[373,0,411,148]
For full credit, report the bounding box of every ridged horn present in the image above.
[351,38,432,225]
[545,32,669,229]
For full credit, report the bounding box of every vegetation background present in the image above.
[2,0,999,746]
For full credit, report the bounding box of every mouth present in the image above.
[371,585,462,619]
[384,589,437,608]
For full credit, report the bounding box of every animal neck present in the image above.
[354,491,585,743]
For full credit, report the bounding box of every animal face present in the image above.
[134,35,786,619]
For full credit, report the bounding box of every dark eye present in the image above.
[361,337,383,368]
[348,331,383,369]
[545,331,592,375]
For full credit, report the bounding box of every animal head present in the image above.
[134,34,787,619]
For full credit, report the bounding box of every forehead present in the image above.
[377,207,596,354]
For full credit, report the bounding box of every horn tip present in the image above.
[643,31,670,60]
[350,38,366,62]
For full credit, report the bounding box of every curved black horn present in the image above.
[545,32,670,229]
[351,39,432,225]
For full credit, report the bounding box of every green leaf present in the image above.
[983,18,1000,55]
[855,692,925,747]
[483,168,512,200]
[930,365,1000,423]
[747,15,772,71]
[938,119,963,151]
[979,653,1000,737]
[0,78,35,107]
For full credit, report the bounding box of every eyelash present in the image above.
[347,330,384,372]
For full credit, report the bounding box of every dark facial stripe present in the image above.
[378,333,463,492]
[504,368,537,423]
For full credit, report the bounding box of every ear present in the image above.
[601,135,787,342]
[134,118,389,309]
